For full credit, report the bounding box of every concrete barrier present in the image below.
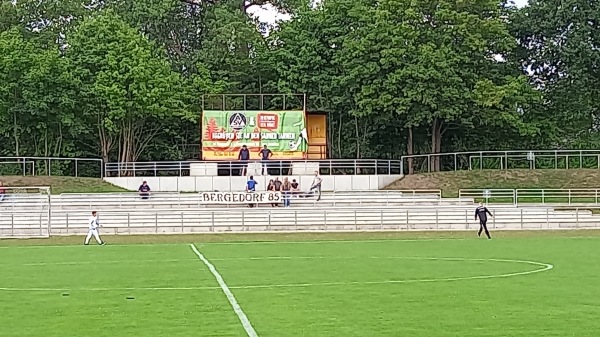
[103,175,404,192]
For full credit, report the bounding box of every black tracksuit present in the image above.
[475,206,493,239]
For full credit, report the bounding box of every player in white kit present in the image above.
[85,211,106,245]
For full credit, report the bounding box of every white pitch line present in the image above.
[198,238,465,246]
[227,259,553,290]
[189,243,259,337]
[0,243,187,249]
[208,256,532,262]
[0,257,553,292]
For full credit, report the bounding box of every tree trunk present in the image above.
[337,114,343,158]
[407,126,414,175]
[54,123,63,157]
[119,119,136,176]
[430,118,443,172]
[354,115,360,159]
[98,115,113,177]
[13,110,19,157]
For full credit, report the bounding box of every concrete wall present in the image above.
[104,175,404,192]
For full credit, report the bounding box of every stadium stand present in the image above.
[1,189,600,237]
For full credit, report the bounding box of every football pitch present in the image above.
[1,231,599,336]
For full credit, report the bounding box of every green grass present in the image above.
[1,231,600,336]
[0,176,128,194]
[387,169,600,203]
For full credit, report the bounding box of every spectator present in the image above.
[310,171,323,201]
[259,145,272,175]
[267,179,276,207]
[0,181,5,202]
[238,145,250,176]
[282,177,291,207]
[246,175,258,208]
[273,177,282,207]
[246,175,258,192]
[138,181,151,200]
[291,179,299,193]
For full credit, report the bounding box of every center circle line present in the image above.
[0,256,553,292]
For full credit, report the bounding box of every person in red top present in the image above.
[0,181,6,202]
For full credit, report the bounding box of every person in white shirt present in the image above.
[309,171,323,201]
[85,211,106,245]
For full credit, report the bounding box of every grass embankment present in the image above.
[386,169,600,206]
[0,176,128,194]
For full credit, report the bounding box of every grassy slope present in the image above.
[385,169,600,197]
[0,176,128,194]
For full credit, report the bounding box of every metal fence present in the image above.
[4,149,600,178]
[459,188,600,205]
[0,187,51,238]
[0,157,103,177]
[104,159,403,177]
[4,188,600,237]
[25,207,600,235]
[104,149,600,177]
[401,149,600,174]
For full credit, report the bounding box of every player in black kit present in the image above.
[475,202,493,239]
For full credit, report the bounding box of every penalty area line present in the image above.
[189,243,259,337]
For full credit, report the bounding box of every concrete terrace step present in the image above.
[2,191,600,236]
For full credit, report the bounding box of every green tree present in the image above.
[267,0,379,159]
[335,0,538,169]
[0,27,80,159]
[513,0,600,148]
[66,11,193,166]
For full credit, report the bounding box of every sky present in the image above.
[251,0,530,24]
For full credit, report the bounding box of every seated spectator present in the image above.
[291,179,300,195]
[0,181,5,202]
[246,175,257,208]
[138,181,151,200]
[246,175,257,192]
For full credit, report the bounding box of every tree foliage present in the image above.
[514,0,600,147]
[0,0,597,172]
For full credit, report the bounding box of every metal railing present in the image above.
[104,159,403,177]
[2,206,599,237]
[0,187,50,238]
[4,149,600,178]
[459,188,600,205]
[0,157,103,177]
[401,149,600,174]
[104,149,600,177]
